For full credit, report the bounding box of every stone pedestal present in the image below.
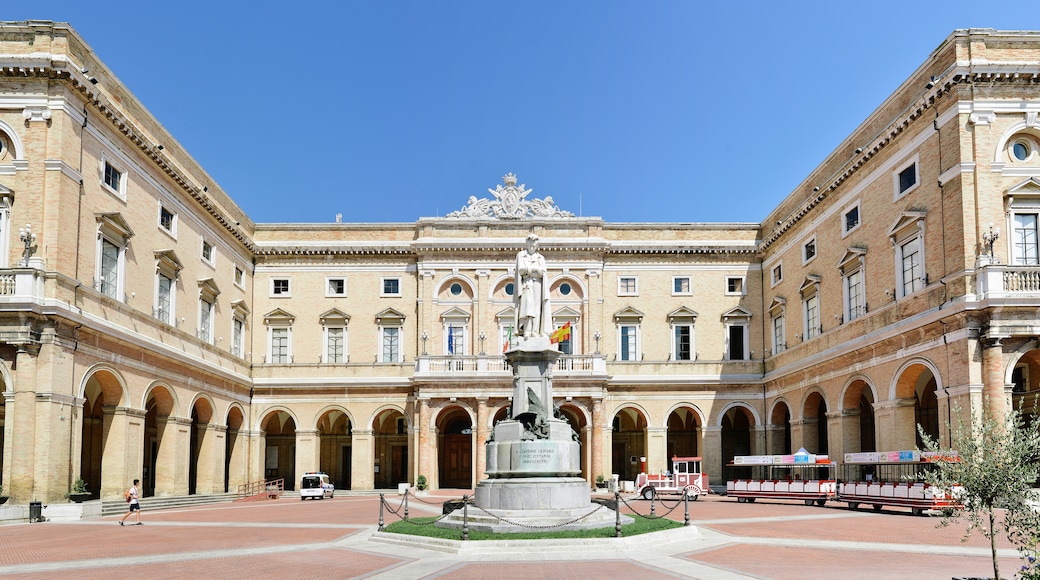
[438,339,632,533]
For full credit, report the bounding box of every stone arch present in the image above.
[801,389,829,455]
[434,274,477,300]
[259,407,299,489]
[664,403,703,461]
[558,401,591,480]
[368,404,409,431]
[890,358,943,451]
[719,402,759,469]
[315,405,354,490]
[224,403,248,492]
[0,119,27,160]
[144,384,180,497]
[436,404,473,488]
[768,399,793,455]
[841,375,878,454]
[610,404,649,481]
[371,406,409,489]
[548,273,587,300]
[188,395,217,495]
[143,381,179,417]
[490,273,517,302]
[78,365,130,497]
[1008,340,1040,417]
[992,119,1040,164]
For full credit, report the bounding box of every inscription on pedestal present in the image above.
[517,445,556,468]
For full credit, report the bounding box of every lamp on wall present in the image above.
[593,330,601,354]
[420,331,428,355]
[478,330,486,355]
[983,223,1000,259]
[18,223,36,266]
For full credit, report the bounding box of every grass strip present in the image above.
[382,514,683,540]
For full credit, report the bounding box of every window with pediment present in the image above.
[769,298,786,355]
[553,306,581,355]
[319,309,349,363]
[800,275,821,341]
[667,307,697,361]
[888,211,927,297]
[198,278,220,345]
[614,307,643,361]
[231,299,249,358]
[722,307,751,361]
[95,213,134,300]
[838,247,867,322]
[440,307,470,356]
[264,308,294,364]
[376,308,406,363]
[1006,178,1040,265]
[154,249,182,324]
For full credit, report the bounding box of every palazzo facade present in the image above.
[2,23,1040,502]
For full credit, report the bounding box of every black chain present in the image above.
[468,502,608,529]
[379,494,454,527]
[618,492,685,519]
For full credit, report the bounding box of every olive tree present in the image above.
[919,403,1040,580]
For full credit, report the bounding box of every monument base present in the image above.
[435,477,633,533]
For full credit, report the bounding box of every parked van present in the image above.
[300,472,334,500]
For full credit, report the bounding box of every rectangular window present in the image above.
[232,318,244,357]
[843,205,860,234]
[901,238,923,295]
[156,274,172,324]
[270,327,289,363]
[619,325,637,361]
[772,264,783,286]
[727,325,746,360]
[326,327,344,363]
[159,206,175,233]
[804,294,820,340]
[803,238,816,262]
[234,266,244,287]
[558,328,573,355]
[201,240,214,263]
[898,163,917,193]
[272,278,290,296]
[103,161,122,193]
[327,278,346,296]
[382,278,401,296]
[772,315,785,355]
[618,276,638,296]
[100,238,120,298]
[382,327,400,362]
[845,269,864,321]
[672,276,691,295]
[199,299,214,344]
[1013,213,1039,265]
[726,276,745,295]
[446,326,465,355]
[674,325,692,361]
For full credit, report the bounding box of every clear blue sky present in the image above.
[12,2,1040,224]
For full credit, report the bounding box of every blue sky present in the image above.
[12,2,1040,224]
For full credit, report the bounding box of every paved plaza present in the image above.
[0,491,1022,579]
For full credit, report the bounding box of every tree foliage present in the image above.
[919,403,1040,580]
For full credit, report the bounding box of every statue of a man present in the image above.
[514,234,552,339]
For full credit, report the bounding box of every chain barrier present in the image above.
[378,491,455,527]
[618,490,687,519]
[467,501,608,530]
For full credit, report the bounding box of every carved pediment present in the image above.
[446,173,575,220]
[837,247,867,272]
[375,307,406,325]
[495,306,516,320]
[722,306,751,321]
[264,308,295,325]
[439,306,471,321]
[319,308,349,325]
[553,306,582,318]
[768,297,786,315]
[154,249,183,278]
[667,306,698,323]
[96,212,134,242]
[799,275,821,296]
[1007,176,1040,197]
[231,299,250,316]
[613,306,644,323]
[888,211,927,238]
[198,277,220,301]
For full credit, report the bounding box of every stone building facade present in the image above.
[2,22,1040,502]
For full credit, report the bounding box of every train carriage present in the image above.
[725,449,836,506]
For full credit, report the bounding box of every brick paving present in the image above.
[0,492,1025,579]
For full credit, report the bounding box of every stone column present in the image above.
[101,407,145,499]
[874,399,917,450]
[225,428,249,492]
[766,424,786,454]
[752,425,767,456]
[591,399,604,481]
[475,398,488,481]
[982,337,1007,419]
[194,423,225,495]
[789,419,805,453]
[249,430,266,484]
[840,408,862,454]
[646,426,667,474]
[825,411,842,460]
[702,426,722,482]
[351,429,374,490]
[153,416,177,496]
[295,429,321,478]
[7,347,38,501]
[418,398,431,485]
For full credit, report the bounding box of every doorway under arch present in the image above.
[261,410,297,490]
[373,408,409,489]
[437,406,472,489]
[317,408,352,490]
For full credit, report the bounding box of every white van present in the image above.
[300,472,334,500]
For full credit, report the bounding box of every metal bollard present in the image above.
[404,491,409,520]
[684,490,690,526]
[378,493,384,531]
[650,492,656,517]
[462,494,469,541]
[614,490,622,538]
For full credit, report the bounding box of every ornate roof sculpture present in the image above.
[447,173,575,219]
